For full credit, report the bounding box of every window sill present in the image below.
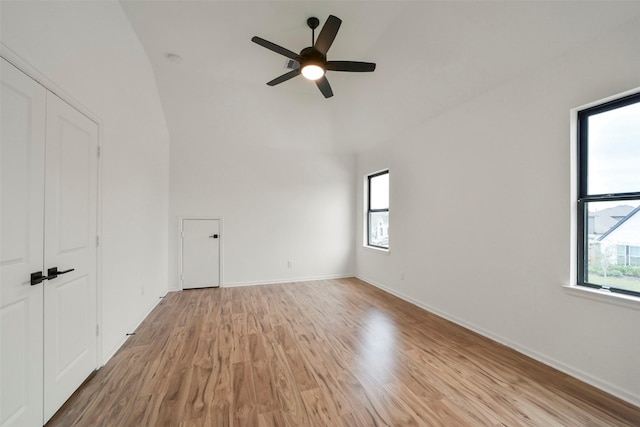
[563,285,640,311]
[363,245,390,255]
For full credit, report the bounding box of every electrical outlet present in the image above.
[400,272,405,280]
[141,286,145,296]
[287,261,292,268]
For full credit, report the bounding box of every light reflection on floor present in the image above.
[357,308,397,383]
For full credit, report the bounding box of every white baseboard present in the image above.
[356,275,640,408]
[223,273,353,288]
[100,291,169,365]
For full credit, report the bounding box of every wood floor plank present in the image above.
[300,387,341,426]
[232,361,258,427]
[46,278,640,426]
[264,328,312,426]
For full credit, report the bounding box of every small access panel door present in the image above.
[181,219,220,289]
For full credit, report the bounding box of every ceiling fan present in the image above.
[251,15,376,98]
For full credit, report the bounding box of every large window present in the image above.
[577,92,640,297]
[367,170,389,249]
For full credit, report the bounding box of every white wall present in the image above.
[356,18,640,405]
[1,0,171,362]
[170,140,355,289]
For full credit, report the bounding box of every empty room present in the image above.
[1,1,639,426]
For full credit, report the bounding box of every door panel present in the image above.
[182,219,220,289]
[0,58,46,427]
[43,92,98,422]
[56,277,90,365]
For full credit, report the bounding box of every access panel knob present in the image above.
[209,234,219,239]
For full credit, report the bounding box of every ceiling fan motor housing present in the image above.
[300,46,326,68]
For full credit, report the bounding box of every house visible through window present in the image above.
[577,92,640,297]
[617,245,640,266]
[367,170,389,249]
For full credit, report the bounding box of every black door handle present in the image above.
[209,234,219,239]
[30,267,75,285]
[47,267,75,280]
[31,271,48,286]
[30,267,74,285]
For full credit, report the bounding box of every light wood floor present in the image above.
[47,278,639,426]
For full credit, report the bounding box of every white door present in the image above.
[0,58,47,427]
[182,219,220,289]
[0,58,98,426]
[43,92,98,422]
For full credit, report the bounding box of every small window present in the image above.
[577,92,640,297]
[367,170,389,249]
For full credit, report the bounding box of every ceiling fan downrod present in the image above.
[307,17,320,46]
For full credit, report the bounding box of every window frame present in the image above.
[577,91,640,297]
[366,169,389,250]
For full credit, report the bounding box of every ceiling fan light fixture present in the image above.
[301,64,325,80]
[251,14,376,98]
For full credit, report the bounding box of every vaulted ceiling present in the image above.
[120,1,640,153]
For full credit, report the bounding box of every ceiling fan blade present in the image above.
[251,36,299,60]
[314,15,342,55]
[326,61,376,72]
[266,70,300,86]
[315,76,334,98]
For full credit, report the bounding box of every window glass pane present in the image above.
[585,200,640,294]
[370,173,389,210]
[616,245,627,265]
[369,211,389,248]
[587,101,640,195]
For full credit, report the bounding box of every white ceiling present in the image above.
[120,1,640,153]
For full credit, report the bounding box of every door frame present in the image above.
[179,216,224,289]
[1,45,104,369]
